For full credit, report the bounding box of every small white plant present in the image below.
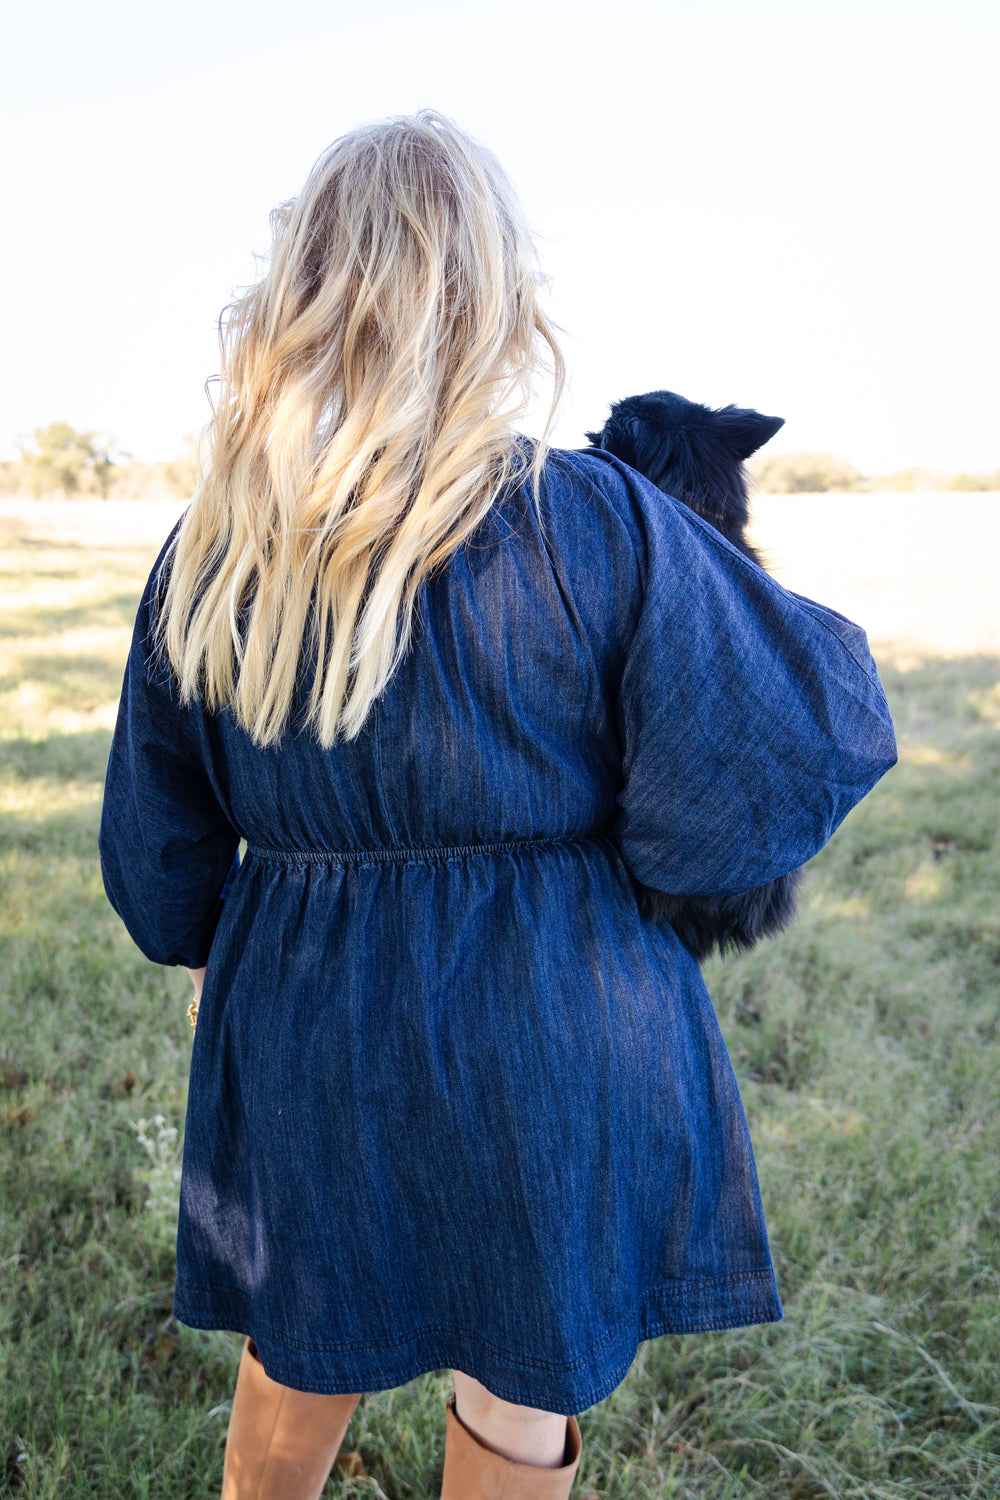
[130,1113,182,1237]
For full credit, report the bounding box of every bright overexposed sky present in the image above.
[2,0,997,475]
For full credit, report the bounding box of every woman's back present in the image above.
[100,434,896,1412]
[199,441,630,857]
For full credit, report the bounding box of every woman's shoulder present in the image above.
[535,439,734,588]
[536,441,885,678]
[540,441,646,520]
[527,440,660,564]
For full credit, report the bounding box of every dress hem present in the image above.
[172,1268,783,1415]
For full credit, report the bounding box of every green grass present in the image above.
[1,507,998,1498]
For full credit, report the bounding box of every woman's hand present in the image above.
[185,967,207,1031]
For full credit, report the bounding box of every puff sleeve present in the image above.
[99,524,241,967]
[610,464,898,897]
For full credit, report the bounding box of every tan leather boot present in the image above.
[440,1392,582,1499]
[221,1337,362,1499]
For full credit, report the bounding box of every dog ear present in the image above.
[714,406,785,462]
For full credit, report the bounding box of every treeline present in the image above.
[3,422,999,499]
[0,423,197,501]
[749,451,1000,494]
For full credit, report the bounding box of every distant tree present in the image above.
[866,467,947,491]
[750,451,863,493]
[948,470,1000,491]
[163,434,201,498]
[866,467,1000,492]
[17,422,116,498]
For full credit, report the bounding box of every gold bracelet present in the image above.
[187,997,199,1032]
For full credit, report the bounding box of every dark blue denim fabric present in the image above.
[99,442,897,1413]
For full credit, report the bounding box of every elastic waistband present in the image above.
[244,827,611,869]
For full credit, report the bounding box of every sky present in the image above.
[2,0,997,476]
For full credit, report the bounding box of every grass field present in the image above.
[1,496,998,1499]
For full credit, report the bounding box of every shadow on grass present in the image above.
[0,525,159,556]
[0,654,126,710]
[1,729,114,784]
[0,592,143,639]
[876,651,1000,733]
[0,526,92,552]
[0,804,102,861]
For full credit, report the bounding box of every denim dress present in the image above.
[99,442,897,1414]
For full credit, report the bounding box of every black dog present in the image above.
[585,389,801,961]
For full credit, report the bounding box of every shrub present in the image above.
[751,451,863,493]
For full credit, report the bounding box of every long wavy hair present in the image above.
[155,109,566,747]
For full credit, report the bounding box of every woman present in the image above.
[99,110,897,1498]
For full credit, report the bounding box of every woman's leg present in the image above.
[221,1337,362,1500]
[451,1369,569,1467]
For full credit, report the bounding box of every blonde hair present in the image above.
[156,109,566,747]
